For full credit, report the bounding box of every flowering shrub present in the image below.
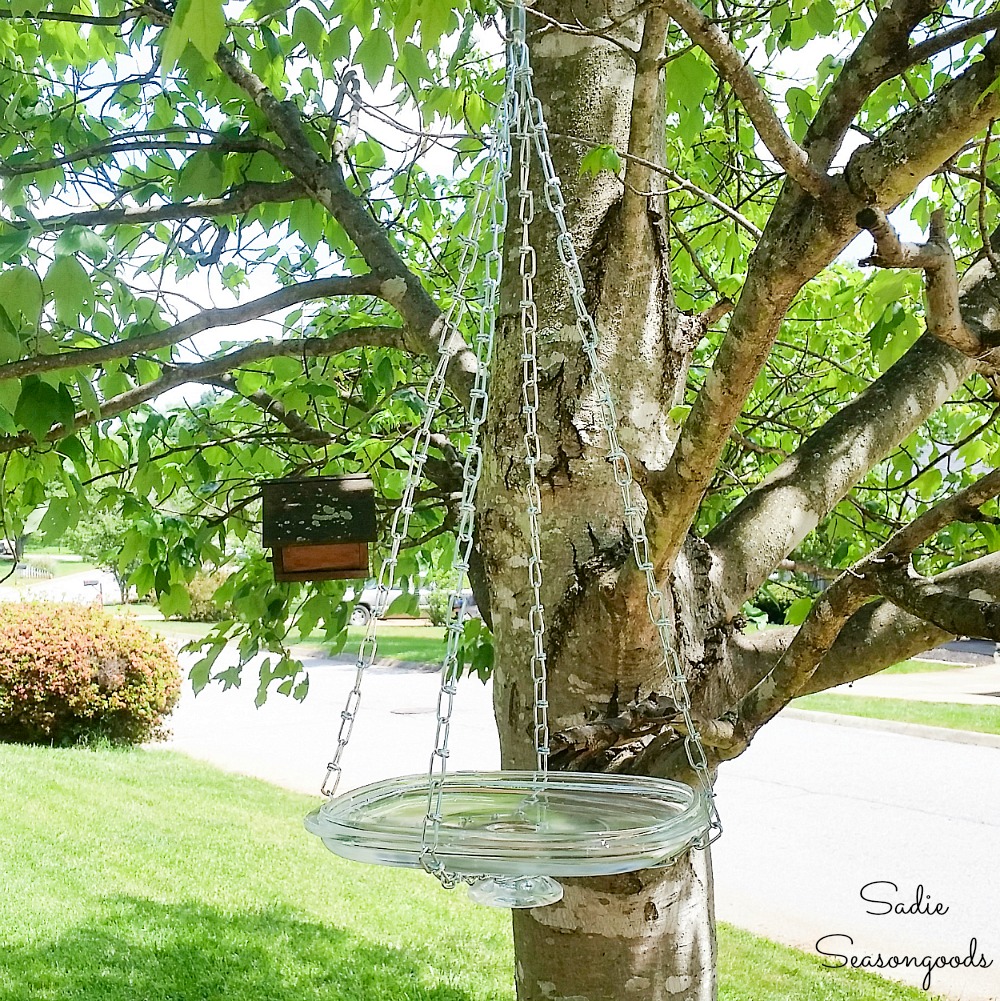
[0,603,181,745]
[177,571,233,622]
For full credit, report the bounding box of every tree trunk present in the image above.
[511,853,717,1001]
[479,6,720,999]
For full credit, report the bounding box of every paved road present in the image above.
[164,651,999,1000]
[165,650,499,796]
[712,715,999,1001]
[0,568,122,604]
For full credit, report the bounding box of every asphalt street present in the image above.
[164,649,1000,1001]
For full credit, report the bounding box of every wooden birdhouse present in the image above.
[262,475,377,582]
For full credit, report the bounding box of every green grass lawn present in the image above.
[129,619,445,660]
[793,693,1000,736]
[343,623,447,663]
[879,657,965,674]
[0,744,939,1001]
[0,556,98,585]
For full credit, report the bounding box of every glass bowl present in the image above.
[305,770,709,907]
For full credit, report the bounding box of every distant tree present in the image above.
[64,509,140,601]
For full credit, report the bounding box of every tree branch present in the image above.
[0,4,152,25]
[906,9,1000,69]
[874,558,1000,639]
[735,548,1000,702]
[207,45,478,404]
[553,132,763,237]
[653,32,1000,578]
[655,0,834,198]
[707,336,975,616]
[804,0,946,168]
[725,467,1000,750]
[0,137,277,178]
[0,326,407,454]
[806,552,1000,691]
[34,179,306,232]
[844,29,1000,206]
[204,374,333,445]
[0,274,388,384]
[858,206,984,356]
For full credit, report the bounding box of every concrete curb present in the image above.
[783,707,1000,749]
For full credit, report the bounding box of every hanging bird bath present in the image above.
[306,771,709,907]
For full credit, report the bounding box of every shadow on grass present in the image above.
[1,896,474,1001]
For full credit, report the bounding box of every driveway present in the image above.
[831,661,1000,706]
[0,568,122,604]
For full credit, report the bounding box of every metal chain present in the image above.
[509,3,722,843]
[418,95,512,882]
[320,156,500,799]
[327,0,719,861]
[512,36,550,777]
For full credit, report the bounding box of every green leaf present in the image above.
[175,152,226,200]
[0,266,43,330]
[579,144,621,177]
[386,591,420,617]
[806,0,837,35]
[161,0,227,66]
[0,226,31,264]
[292,6,325,55]
[44,256,92,325]
[867,306,903,357]
[54,226,110,263]
[38,497,72,541]
[14,378,76,444]
[417,0,454,49]
[356,28,394,87]
[0,306,20,363]
[159,581,192,618]
[38,498,71,540]
[76,372,101,419]
[0,377,19,418]
[785,596,814,626]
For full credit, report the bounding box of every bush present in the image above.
[178,571,233,622]
[426,587,452,627]
[0,603,181,746]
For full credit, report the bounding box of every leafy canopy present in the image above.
[0,0,998,696]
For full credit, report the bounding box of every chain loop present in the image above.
[512,46,551,776]
[326,0,719,865]
[417,63,514,885]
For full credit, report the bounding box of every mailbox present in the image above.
[261,475,377,582]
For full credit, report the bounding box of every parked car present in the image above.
[450,589,481,620]
[348,583,427,625]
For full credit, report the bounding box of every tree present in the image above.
[3,1,1000,998]
[64,507,140,599]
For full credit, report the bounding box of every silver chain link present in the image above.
[508,1,721,844]
[513,40,551,777]
[324,0,719,858]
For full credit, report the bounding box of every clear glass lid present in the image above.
[305,770,709,878]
